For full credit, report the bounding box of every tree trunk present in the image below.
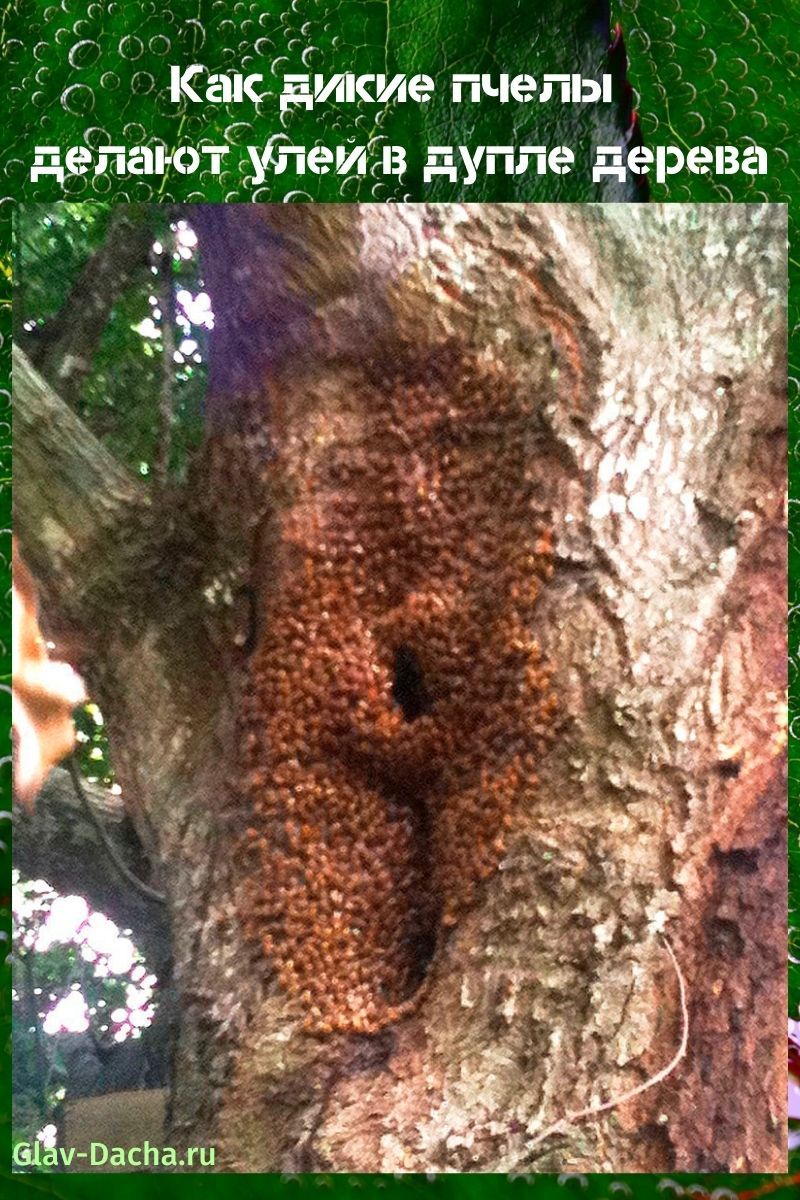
[14,203,787,1173]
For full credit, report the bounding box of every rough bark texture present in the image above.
[14,204,787,1173]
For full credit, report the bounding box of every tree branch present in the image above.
[14,766,169,966]
[65,759,165,905]
[13,345,147,619]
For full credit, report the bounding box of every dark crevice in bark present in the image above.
[391,644,434,722]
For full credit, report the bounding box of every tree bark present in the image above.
[14,204,787,1173]
[12,344,147,629]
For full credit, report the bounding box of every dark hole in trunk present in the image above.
[391,644,433,722]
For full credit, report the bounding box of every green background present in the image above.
[1,0,798,1194]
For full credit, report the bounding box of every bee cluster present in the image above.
[237,346,558,1034]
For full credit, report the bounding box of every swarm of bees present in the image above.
[237,347,558,1034]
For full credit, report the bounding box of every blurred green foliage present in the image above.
[73,704,112,789]
[15,204,206,479]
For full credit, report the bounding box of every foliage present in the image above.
[11,875,155,1154]
[15,204,207,481]
[14,204,113,321]
[73,704,112,788]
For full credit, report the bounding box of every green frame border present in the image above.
[0,0,797,1193]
